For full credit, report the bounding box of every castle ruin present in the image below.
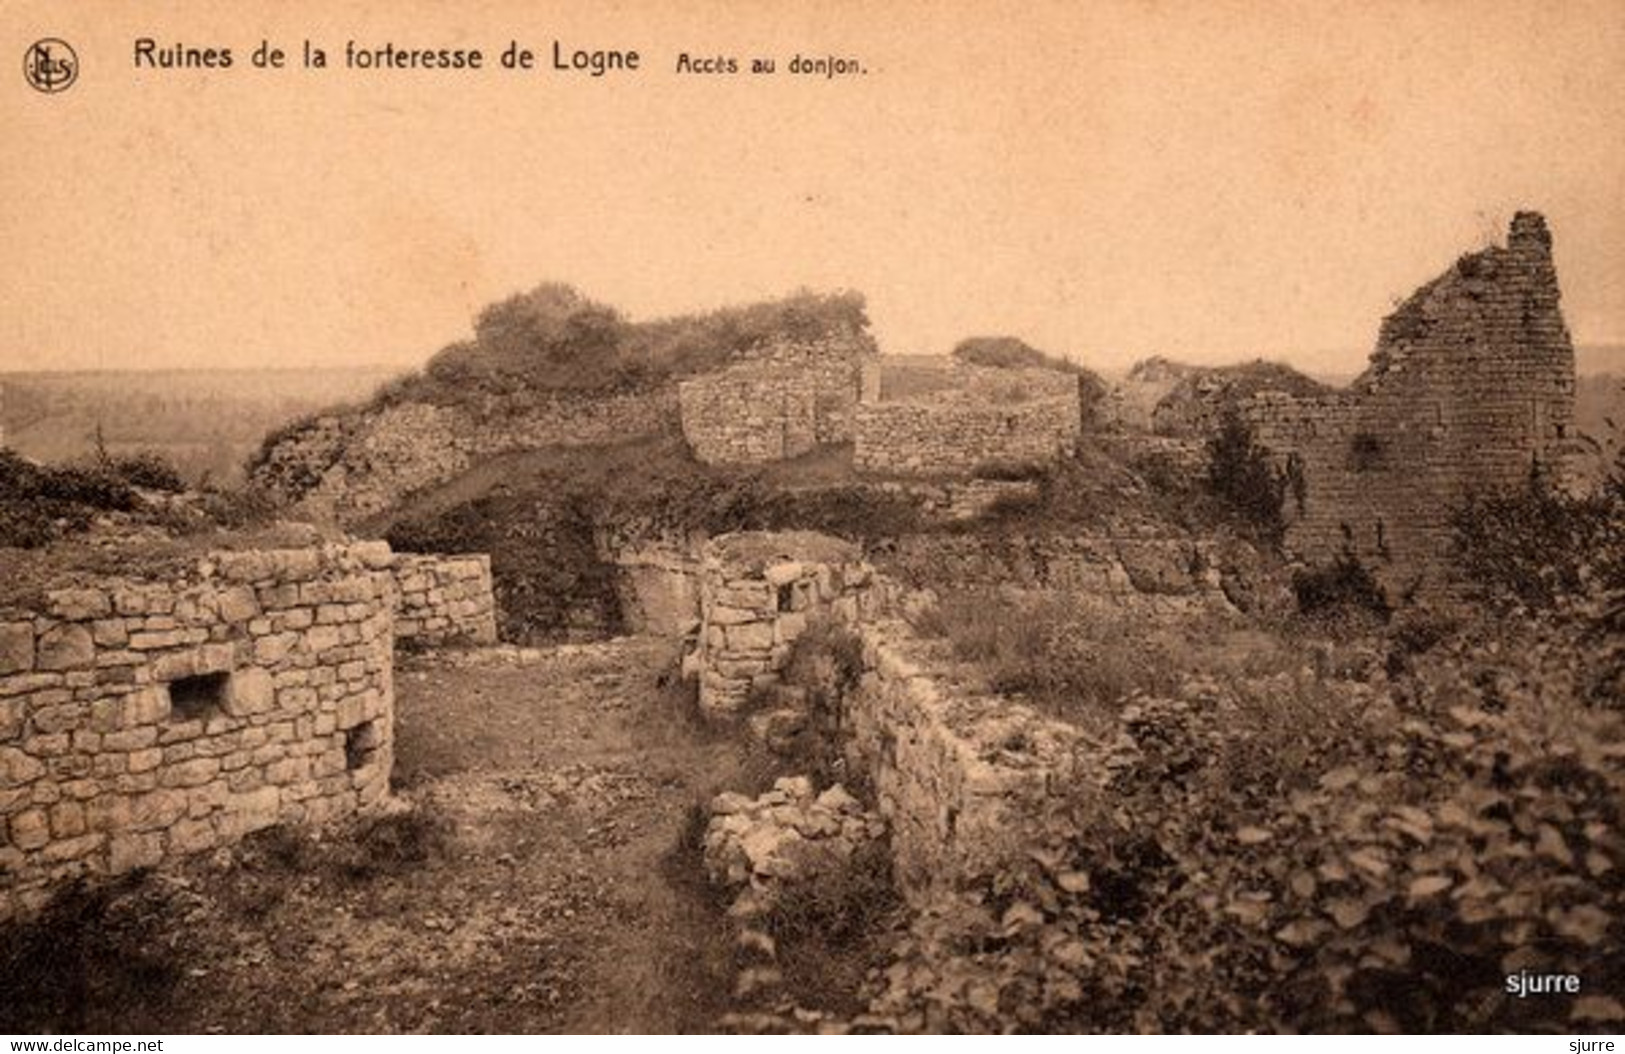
[1246,212,1577,587]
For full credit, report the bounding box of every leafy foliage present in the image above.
[1202,411,1289,546]
[402,285,874,401]
[1451,468,1625,612]
[0,449,136,548]
[863,614,1625,1033]
[1292,546,1392,621]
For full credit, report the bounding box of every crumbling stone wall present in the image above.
[391,554,498,648]
[678,339,865,465]
[885,532,1229,608]
[841,618,1084,901]
[859,478,1042,522]
[854,362,1081,477]
[0,544,397,922]
[1245,212,1576,585]
[693,531,882,717]
[594,527,706,637]
[253,388,679,525]
[684,530,1087,902]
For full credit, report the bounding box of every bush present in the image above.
[1203,412,1288,545]
[1293,547,1392,621]
[0,450,136,548]
[1452,469,1625,612]
[864,633,1625,1033]
[107,451,187,492]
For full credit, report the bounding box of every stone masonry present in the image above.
[693,531,884,717]
[392,553,499,648]
[0,543,398,922]
[854,360,1081,477]
[1244,212,1577,587]
[678,338,868,465]
[841,618,1085,902]
[685,529,1085,904]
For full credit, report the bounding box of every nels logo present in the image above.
[24,38,78,93]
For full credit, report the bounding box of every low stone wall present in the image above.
[694,531,882,717]
[0,544,397,922]
[884,532,1228,608]
[864,478,1042,522]
[678,370,818,465]
[854,393,1080,477]
[842,618,1084,901]
[391,554,498,648]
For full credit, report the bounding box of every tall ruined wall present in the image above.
[253,388,679,526]
[678,338,865,465]
[0,544,397,922]
[1246,212,1576,585]
[391,554,499,648]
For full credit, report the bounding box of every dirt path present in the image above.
[5,638,758,1034]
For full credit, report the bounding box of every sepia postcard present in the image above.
[2,0,1622,1038]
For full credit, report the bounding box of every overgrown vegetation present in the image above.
[387,285,875,403]
[1452,462,1625,612]
[0,444,141,545]
[1292,545,1392,622]
[867,584,1624,1032]
[1203,411,1290,546]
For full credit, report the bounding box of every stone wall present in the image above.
[595,529,707,637]
[1243,212,1577,587]
[841,618,1084,901]
[253,388,679,526]
[678,339,865,465]
[884,532,1229,608]
[683,529,1089,902]
[0,544,397,922]
[391,554,499,648]
[854,362,1081,477]
[693,531,883,717]
[862,478,1043,522]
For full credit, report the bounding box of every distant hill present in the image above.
[1573,372,1624,487]
[0,367,402,484]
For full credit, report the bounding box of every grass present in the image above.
[908,587,1338,735]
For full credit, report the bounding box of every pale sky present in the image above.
[3,0,1623,378]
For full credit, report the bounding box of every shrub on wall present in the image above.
[1292,546,1392,621]
[1203,411,1288,546]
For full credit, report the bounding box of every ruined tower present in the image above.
[1248,211,1577,588]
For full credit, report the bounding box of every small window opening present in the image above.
[1350,432,1387,472]
[169,672,228,721]
[346,720,382,771]
[776,583,795,613]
